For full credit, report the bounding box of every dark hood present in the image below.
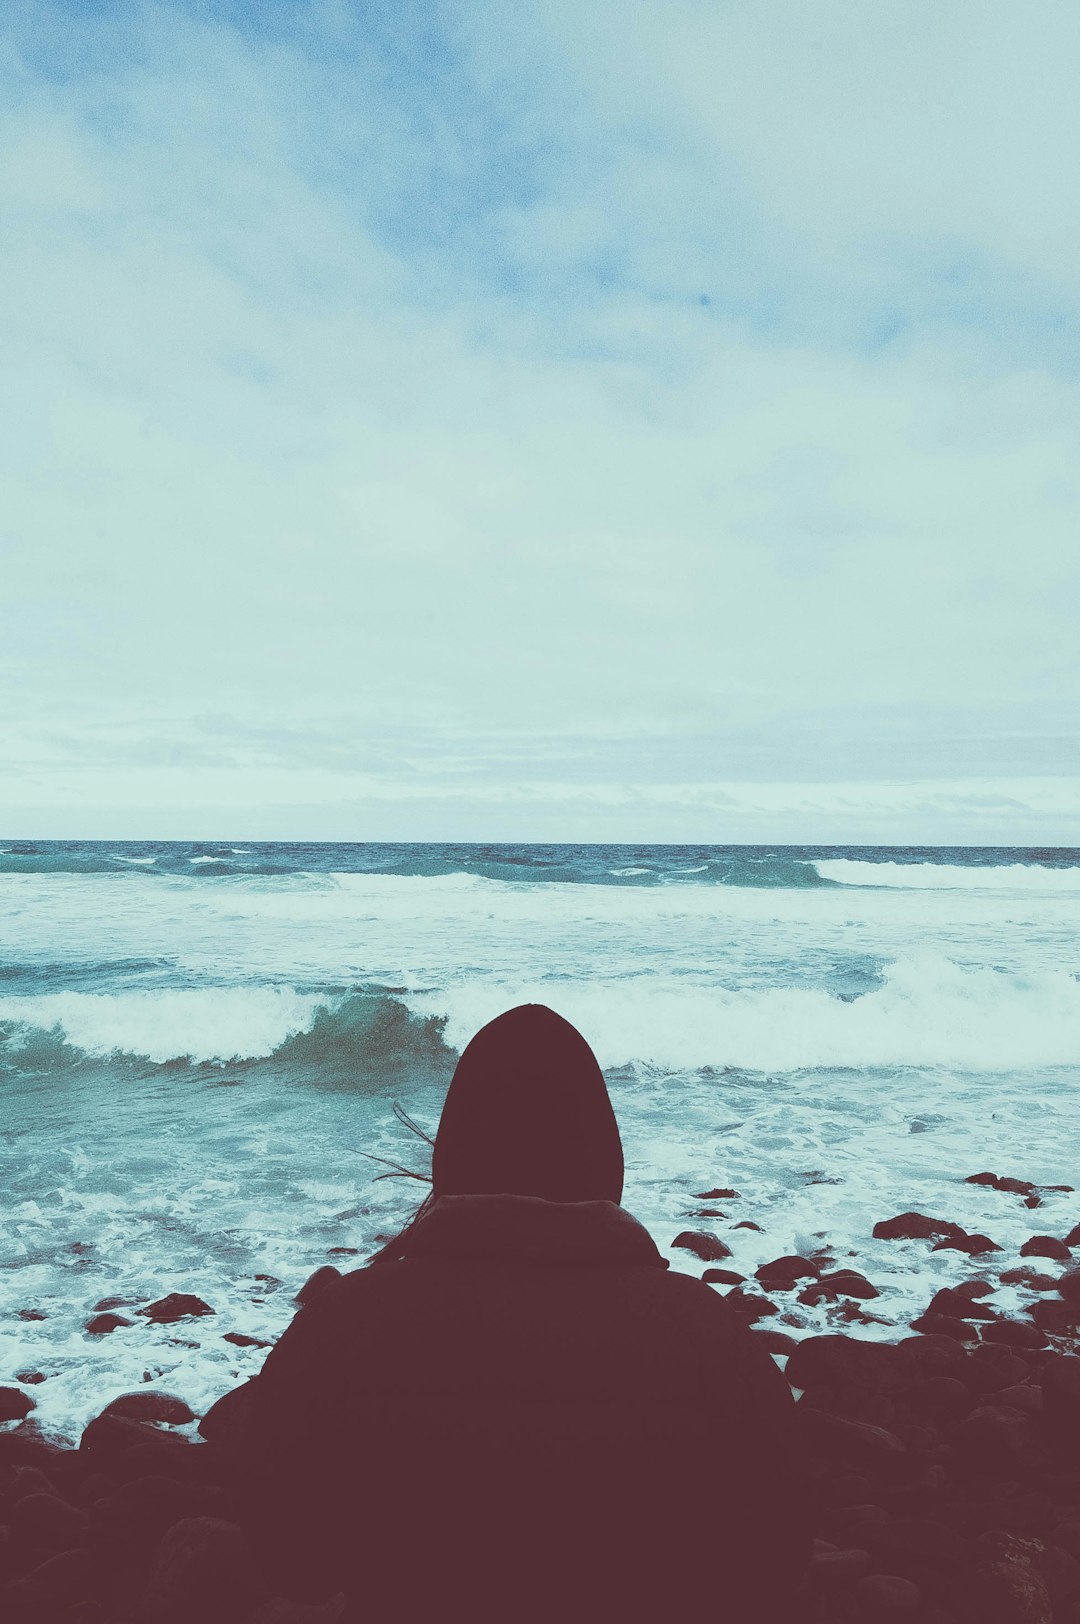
[431,1004,624,1204]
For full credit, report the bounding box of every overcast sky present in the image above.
[3,0,1079,843]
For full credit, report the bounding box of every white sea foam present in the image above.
[818,859,1080,890]
[0,986,327,1063]
[408,955,1080,1073]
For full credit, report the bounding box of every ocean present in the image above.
[2,839,1079,1437]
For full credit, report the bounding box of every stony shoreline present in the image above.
[5,1172,1080,1623]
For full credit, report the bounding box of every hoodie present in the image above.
[236,1006,809,1622]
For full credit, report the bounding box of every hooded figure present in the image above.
[237,1006,809,1623]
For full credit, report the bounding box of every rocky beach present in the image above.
[6,1166,1080,1623]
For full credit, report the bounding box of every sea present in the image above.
[2,839,1079,1438]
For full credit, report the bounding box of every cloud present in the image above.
[1,1,1078,839]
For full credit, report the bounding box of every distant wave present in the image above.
[4,957,1079,1077]
[817,859,1080,891]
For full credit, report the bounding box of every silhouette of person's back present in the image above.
[237,1005,809,1622]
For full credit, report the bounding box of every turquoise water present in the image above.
[2,841,1079,1434]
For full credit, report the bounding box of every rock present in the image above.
[873,1212,964,1242]
[16,1308,46,1321]
[966,1172,1002,1186]
[693,1187,739,1199]
[1025,1194,1043,1209]
[138,1294,215,1324]
[952,1405,1032,1468]
[971,1532,1052,1624]
[998,1177,1037,1195]
[749,1327,798,1355]
[2,1548,94,1615]
[1064,1224,1080,1247]
[325,1246,359,1256]
[722,1288,778,1321]
[102,1392,196,1426]
[90,1474,209,1555]
[198,1380,257,1443]
[933,1232,1002,1256]
[787,1336,910,1393]
[92,1295,134,1312]
[795,1406,911,1475]
[294,1266,342,1306]
[10,1491,90,1551]
[906,1375,975,1421]
[86,1312,133,1335]
[809,1546,872,1584]
[994,1384,1043,1415]
[670,1231,732,1262]
[959,1344,1032,1395]
[6,1464,58,1502]
[14,1371,46,1385]
[1001,1268,1058,1289]
[223,1331,273,1348]
[1028,1299,1080,1335]
[0,1386,34,1422]
[820,1270,880,1299]
[755,1255,818,1287]
[910,1313,979,1344]
[981,1320,1048,1351]
[852,1572,922,1612]
[926,1287,999,1321]
[1021,1236,1072,1262]
[79,1413,192,1471]
[1058,1269,1080,1304]
[1035,1542,1080,1608]
[799,1281,839,1306]
[1041,1355,1080,1443]
[140,1517,265,1623]
[732,1220,763,1232]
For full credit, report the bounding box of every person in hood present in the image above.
[236,1005,810,1623]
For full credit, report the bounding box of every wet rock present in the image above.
[1040,1355,1080,1443]
[16,1308,46,1321]
[1021,1237,1072,1262]
[102,1392,196,1426]
[1064,1223,1080,1247]
[1001,1268,1058,1290]
[1025,1195,1044,1209]
[700,1267,744,1284]
[910,1313,979,1344]
[852,1572,922,1613]
[223,1331,273,1348]
[92,1295,134,1312]
[198,1380,257,1443]
[994,1385,1043,1415]
[981,1320,1048,1351]
[952,1406,1032,1469]
[933,1232,1002,1257]
[820,1270,880,1299]
[795,1406,911,1475]
[732,1220,763,1232]
[140,1517,265,1623]
[906,1375,975,1422]
[2,1547,95,1616]
[809,1546,872,1584]
[749,1327,798,1355]
[0,1386,34,1422]
[1057,1269,1080,1304]
[1035,1542,1080,1608]
[14,1372,45,1385]
[79,1413,192,1470]
[755,1255,818,1288]
[670,1231,732,1262]
[926,1288,998,1321]
[10,1491,90,1552]
[958,1344,1031,1396]
[6,1464,58,1502]
[138,1294,215,1324]
[253,1274,284,1288]
[798,1281,839,1306]
[873,1212,964,1243]
[325,1246,359,1256]
[90,1473,209,1555]
[1028,1299,1079,1335]
[722,1288,778,1321]
[970,1531,1051,1624]
[965,1172,1001,1186]
[86,1312,132,1335]
[787,1335,910,1393]
[294,1266,342,1307]
[693,1187,739,1199]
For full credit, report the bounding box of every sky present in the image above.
[2,0,1079,843]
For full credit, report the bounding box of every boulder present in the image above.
[138,1294,215,1324]
[981,1320,1048,1351]
[970,1532,1052,1624]
[754,1255,818,1288]
[749,1327,798,1355]
[926,1288,999,1321]
[1065,1223,1080,1248]
[0,1386,34,1422]
[852,1572,922,1613]
[732,1220,763,1232]
[1001,1267,1058,1290]
[294,1266,342,1307]
[910,1313,978,1344]
[102,1392,196,1426]
[809,1546,872,1584]
[10,1491,90,1552]
[1058,1269,1080,1304]
[787,1336,911,1393]
[1,1548,94,1616]
[951,1405,1032,1469]
[820,1270,880,1299]
[1028,1299,1080,1335]
[198,1380,257,1443]
[722,1288,778,1321]
[873,1212,963,1242]
[933,1232,1002,1256]
[700,1267,744,1284]
[140,1517,265,1623]
[223,1331,273,1348]
[1041,1355,1080,1443]
[794,1406,911,1475]
[692,1187,739,1199]
[86,1312,132,1335]
[1021,1236,1072,1262]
